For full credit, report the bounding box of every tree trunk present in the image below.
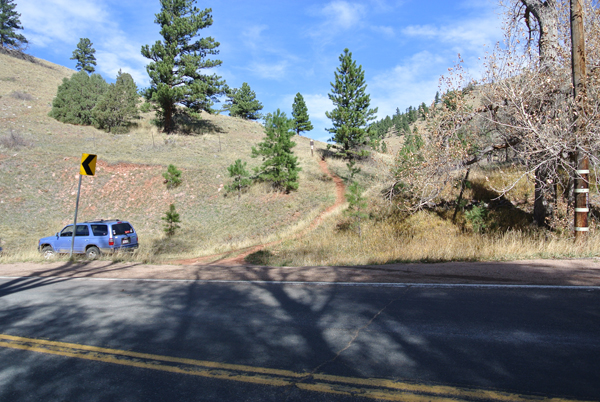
[521,0,560,69]
[533,164,556,227]
[521,0,560,225]
[164,103,174,133]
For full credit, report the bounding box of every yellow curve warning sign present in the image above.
[80,153,97,176]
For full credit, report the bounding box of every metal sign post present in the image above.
[70,154,97,258]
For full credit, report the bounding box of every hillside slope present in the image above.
[0,52,337,261]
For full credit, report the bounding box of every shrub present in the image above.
[162,164,182,189]
[345,181,368,237]
[140,102,152,113]
[49,70,108,126]
[162,204,181,237]
[10,91,33,101]
[0,130,32,149]
[225,159,252,199]
[465,204,488,233]
[92,70,140,133]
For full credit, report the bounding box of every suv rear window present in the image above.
[112,223,134,236]
[91,224,108,236]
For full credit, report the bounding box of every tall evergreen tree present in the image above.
[0,0,27,50]
[92,70,140,133]
[291,92,313,136]
[49,70,108,126]
[252,109,301,192]
[326,48,378,159]
[227,82,263,120]
[141,0,226,133]
[70,38,97,74]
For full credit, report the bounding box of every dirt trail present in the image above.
[173,158,346,266]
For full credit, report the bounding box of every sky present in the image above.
[16,0,505,142]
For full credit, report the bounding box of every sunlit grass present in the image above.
[255,210,600,266]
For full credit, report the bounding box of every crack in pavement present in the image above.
[283,290,409,400]
[309,297,399,375]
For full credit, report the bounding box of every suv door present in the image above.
[55,224,90,253]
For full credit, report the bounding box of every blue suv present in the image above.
[38,220,138,259]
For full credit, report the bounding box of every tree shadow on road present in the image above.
[0,263,599,401]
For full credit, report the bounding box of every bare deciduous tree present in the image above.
[389,0,600,229]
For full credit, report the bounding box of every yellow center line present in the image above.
[0,334,591,402]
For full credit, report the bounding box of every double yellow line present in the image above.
[0,334,588,402]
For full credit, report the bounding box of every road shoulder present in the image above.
[1,259,600,286]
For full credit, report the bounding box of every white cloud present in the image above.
[371,51,445,118]
[321,1,365,29]
[19,0,150,85]
[371,25,395,37]
[96,48,148,87]
[307,1,367,45]
[246,61,289,80]
[19,0,109,46]
[242,24,269,49]
[402,14,502,52]
[303,93,334,124]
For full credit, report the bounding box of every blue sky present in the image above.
[17,0,504,142]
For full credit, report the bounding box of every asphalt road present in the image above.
[0,276,599,401]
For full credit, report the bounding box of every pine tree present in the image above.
[92,70,140,133]
[162,204,181,236]
[141,0,226,133]
[227,82,263,120]
[419,102,429,120]
[291,92,313,136]
[326,48,378,159]
[0,0,27,50]
[162,164,182,189]
[345,181,368,238]
[70,38,97,74]
[49,70,108,126]
[251,109,301,192]
[226,159,252,199]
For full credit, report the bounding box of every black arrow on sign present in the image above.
[82,154,96,176]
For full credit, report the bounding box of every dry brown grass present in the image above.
[249,156,600,266]
[253,209,600,266]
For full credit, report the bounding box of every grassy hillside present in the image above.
[0,52,338,262]
[3,51,600,266]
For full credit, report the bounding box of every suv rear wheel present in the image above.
[86,246,101,260]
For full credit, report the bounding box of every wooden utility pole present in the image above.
[570,0,589,240]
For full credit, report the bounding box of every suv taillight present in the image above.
[109,238,114,246]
